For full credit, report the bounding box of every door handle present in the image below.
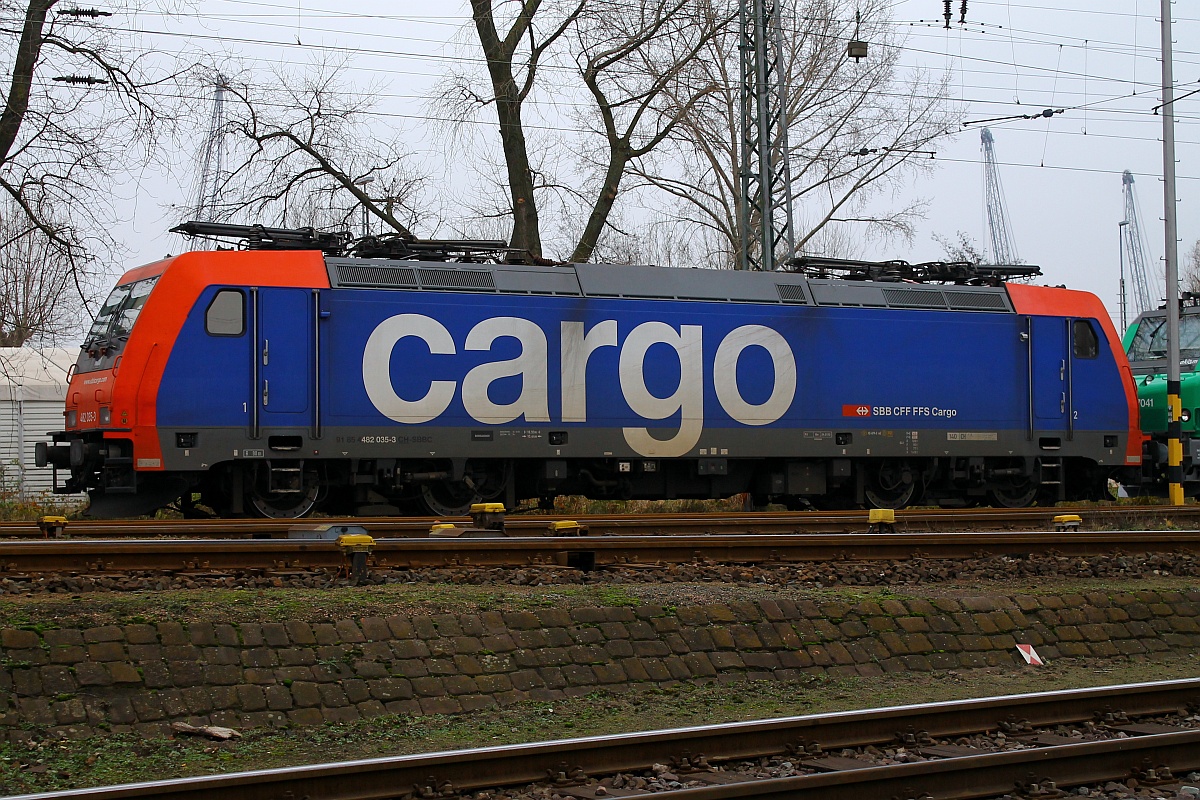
[1059,359,1065,380]
[263,380,269,407]
[1060,392,1066,413]
[263,339,269,366]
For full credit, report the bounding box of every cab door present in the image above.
[1029,315,1070,438]
[1066,317,1117,435]
[252,288,313,433]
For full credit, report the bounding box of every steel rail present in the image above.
[0,505,1195,539]
[1,530,1199,574]
[639,733,1200,800]
[9,679,1200,800]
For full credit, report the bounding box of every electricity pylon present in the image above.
[187,76,230,250]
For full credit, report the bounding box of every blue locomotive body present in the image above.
[40,247,1141,517]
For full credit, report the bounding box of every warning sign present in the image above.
[842,404,872,417]
[1016,644,1045,666]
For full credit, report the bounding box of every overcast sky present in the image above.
[117,0,1198,327]
[879,0,1199,325]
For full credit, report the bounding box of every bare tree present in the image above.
[933,231,987,265]
[465,0,586,257]
[1,0,186,329]
[1184,239,1200,296]
[0,197,84,345]
[440,0,732,261]
[588,209,715,268]
[443,0,954,267]
[632,0,957,267]
[196,61,430,238]
[565,0,731,263]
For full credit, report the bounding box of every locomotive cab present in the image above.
[35,270,186,515]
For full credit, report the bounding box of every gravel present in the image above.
[2,551,1197,595]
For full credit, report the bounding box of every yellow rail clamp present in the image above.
[430,523,457,533]
[470,502,506,532]
[336,533,376,551]
[549,520,588,537]
[867,508,896,533]
[1053,514,1082,532]
[337,533,376,583]
[38,516,68,538]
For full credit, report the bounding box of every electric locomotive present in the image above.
[37,223,1142,517]
[1122,296,1200,494]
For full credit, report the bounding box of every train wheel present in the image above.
[863,461,918,509]
[987,478,1039,508]
[415,481,480,517]
[247,470,320,519]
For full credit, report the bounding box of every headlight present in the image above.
[66,409,77,427]
[99,407,111,425]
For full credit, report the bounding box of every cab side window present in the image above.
[1073,319,1099,359]
[206,289,245,336]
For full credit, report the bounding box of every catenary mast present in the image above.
[737,0,793,271]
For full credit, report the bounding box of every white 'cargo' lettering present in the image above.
[560,320,617,422]
[713,324,796,425]
[363,314,456,424]
[618,322,704,457]
[462,317,550,424]
[362,314,804,458]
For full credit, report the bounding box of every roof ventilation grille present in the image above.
[336,264,418,288]
[776,284,809,303]
[417,268,496,291]
[944,291,1009,310]
[881,288,948,309]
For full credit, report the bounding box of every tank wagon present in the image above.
[37,223,1141,517]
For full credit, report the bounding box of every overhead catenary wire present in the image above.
[16,4,1198,202]
[35,3,1200,81]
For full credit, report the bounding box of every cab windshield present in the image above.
[1126,312,1200,362]
[83,276,159,350]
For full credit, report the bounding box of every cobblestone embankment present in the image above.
[2,589,1199,740]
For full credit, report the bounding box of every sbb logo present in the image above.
[842,404,872,417]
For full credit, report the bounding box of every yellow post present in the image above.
[1169,389,1184,505]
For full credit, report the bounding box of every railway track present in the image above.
[2,529,1200,574]
[11,680,1200,800]
[0,504,1196,539]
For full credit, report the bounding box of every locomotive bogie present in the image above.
[46,249,1142,517]
[167,452,1093,516]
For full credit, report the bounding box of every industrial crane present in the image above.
[980,128,1021,265]
[1121,170,1157,318]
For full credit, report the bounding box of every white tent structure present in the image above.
[0,347,84,502]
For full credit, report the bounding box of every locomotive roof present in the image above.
[324,257,1015,313]
[168,220,1021,313]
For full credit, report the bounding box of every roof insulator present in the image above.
[53,75,107,85]
[58,7,113,16]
